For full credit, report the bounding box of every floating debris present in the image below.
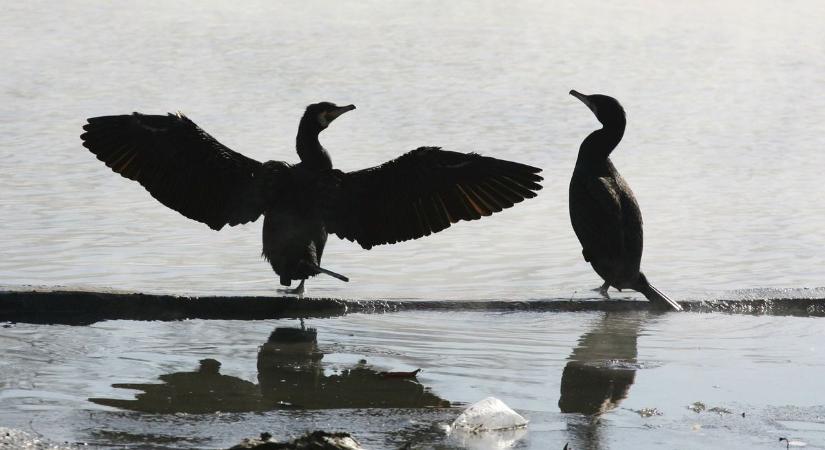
[380,368,421,379]
[688,402,733,415]
[633,407,663,418]
[450,397,528,433]
[779,437,808,448]
[688,402,706,413]
[708,406,732,414]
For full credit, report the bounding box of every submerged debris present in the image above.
[228,431,364,450]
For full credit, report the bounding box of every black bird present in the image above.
[80,102,543,296]
[568,91,681,311]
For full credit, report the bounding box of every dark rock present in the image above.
[228,431,364,450]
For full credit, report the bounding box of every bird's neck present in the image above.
[574,120,625,173]
[296,121,332,170]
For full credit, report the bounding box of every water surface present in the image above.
[2,2,825,449]
[1,311,823,449]
[1,1,825,299]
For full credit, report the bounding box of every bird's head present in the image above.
[569,90,625,127]
[302,102,356,132]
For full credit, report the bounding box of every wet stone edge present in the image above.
[1,288,823,325]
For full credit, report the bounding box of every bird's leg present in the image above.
[278,279,306,298]
[294,279,306,298]
[591,281,610,299]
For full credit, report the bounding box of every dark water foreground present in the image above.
[1,288,824,449]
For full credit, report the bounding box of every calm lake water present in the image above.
[2,1,825,449]
[2,0,825,300]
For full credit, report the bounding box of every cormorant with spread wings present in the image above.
[80,102,543,296]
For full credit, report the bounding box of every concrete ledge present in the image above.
[1,288,823,324]
[0,289,349,325]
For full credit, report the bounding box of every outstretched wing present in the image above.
[81,113,268,230]
[326,147,543,249]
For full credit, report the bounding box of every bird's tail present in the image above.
[634,273,682,311]
[317,266,349,282]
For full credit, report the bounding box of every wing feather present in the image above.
[326,147,543,249]
[80,112,269,230]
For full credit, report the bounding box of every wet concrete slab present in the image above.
[0,288,348,325]
[2,287,824,325]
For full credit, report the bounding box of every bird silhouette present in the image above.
[568,90,681,311]
[80,102,543,296]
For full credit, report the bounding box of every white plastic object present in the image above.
[451,397,529,432]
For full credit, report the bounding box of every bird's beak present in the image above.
[570,90,597,115]
[326,104,356,122]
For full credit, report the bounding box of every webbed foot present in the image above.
[278,279,306,298]
[591,281,610,299]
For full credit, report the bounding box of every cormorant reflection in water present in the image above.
[558,312,647,448]
[90,326,448,413]
[90,357,265,413]
[257,326,448,409]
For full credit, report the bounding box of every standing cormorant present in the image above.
[568,90,682,311]
[80,102,543,296]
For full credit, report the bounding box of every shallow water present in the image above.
[0,311,823,449]
[2,1,825,300]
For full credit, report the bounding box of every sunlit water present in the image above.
[0,312,823,449]
[2,2,825,449]
[2,0,825,300]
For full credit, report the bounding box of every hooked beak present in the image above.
[326,104,356,122]
[570,90,597,115]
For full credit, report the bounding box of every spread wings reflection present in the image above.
[90,325,448,413]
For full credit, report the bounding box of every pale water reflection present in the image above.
[0,311,823,449]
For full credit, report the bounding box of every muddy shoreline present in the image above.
[1,287,823,324]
